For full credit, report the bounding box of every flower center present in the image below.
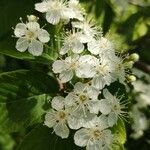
[96,64,109,75]
[79,94,88,103]
[26,30,37,40]
[57,111,67,121]
[90,129,102,140]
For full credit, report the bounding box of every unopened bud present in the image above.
[27,15,38,22]
[124,61,134,69]
[127,75,136,82]
[129,53,139,62]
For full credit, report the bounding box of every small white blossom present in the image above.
[68,0,85,21]
[52,54,83,83]
[35,0,69,25]
[60,31,86,55]
[72,19,101,42]
[65,82,100,116]
[99,89,127,127]
[88,37,115,56]
[14,18,50,56]
[74,116,113,150]
[44,96,70,139]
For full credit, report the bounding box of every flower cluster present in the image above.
[13,0,139,149]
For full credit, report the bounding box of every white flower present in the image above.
[74,116,113,150]
[88,37,115,56]
[111,55,126,84]
[65,82,100,116]
[72,19,101,42]
[99,89,127,127]
[52,54,82,83]
[68,0,85,21]
[44,96,70,139]
[60,31,85,55]
[35,0,70,25]
[14,19,50,56]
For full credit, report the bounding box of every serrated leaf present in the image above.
[0,70,59,133]
[17,125,83,150]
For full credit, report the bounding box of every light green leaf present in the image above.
[112,119,127,145]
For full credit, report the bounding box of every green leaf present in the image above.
[0,94,46,133]
[0,133,15,150]
[17,125,83,150]
[112,120,127,145]
[0,70,59,133]
[103,2,115,34]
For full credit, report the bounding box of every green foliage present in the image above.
[17,125,82,150]
[0,70,59,133]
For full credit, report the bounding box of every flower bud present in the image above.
[127,75,136,82]
[124,61,134,69]
[129,53,139,62]
[27,15,38,22]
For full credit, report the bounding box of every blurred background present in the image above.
[0,0,150,150]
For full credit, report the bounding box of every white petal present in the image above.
[87,140,103,150]
[74,128,90,147]
[108,113,118,127]
[87,86,99,99]
[74,82,86,93]
[35,1,48,12]
[54,123,69,139]
[28,40,43,56]
[68,115,82,129]
[103,89,114,100]
[88,100,101,114]
[59,70,73,83]
[88,40,100,55]
[65,92,78,107]
[14,23,27,37]
[72,41,84,54]
[51,96,65,111]
[44,110,56,128]
[16,38,29,52]
[60,44,69,55]
[38,29,50,43]
[98,115,109,130]
[46,11,61,25]
[26,22,40,32]
[52,60,66,73]
[92,76,106,90]
[99,99,111,115]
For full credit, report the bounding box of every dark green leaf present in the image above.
[17,125,83,150]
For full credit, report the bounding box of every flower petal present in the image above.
[88,100,101,114]
[35,1,48,12]
[74,82,86,93]
[59,70,73,83]
[108,112,118,127]
[14,23,27,37]
[51,96,65,111]
[72,41,84,54]
[44,110,56,128]
[54,123,69,139]
[74,128,90,147]
[46,11,61,25]
[103,89,114,100]
[99,99,111,115]
[52,60,66,73]
[38,29,50,43]
[16,38,29,52]
[28,40,43,56]
[26,22,40,32]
